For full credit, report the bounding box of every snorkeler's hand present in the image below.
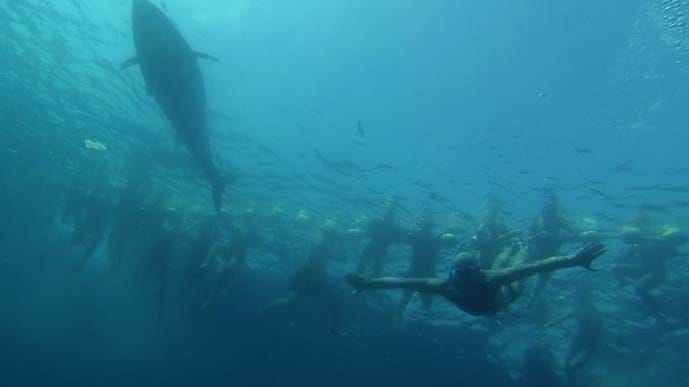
[573,242,606,270]
[345,273,368,294]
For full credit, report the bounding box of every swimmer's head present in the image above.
[295,209,310,223]
[451,252,484,285]
[230,223,251,246]
[481,196,500,220]
[543,189,558,207]
[320,219,338,238]
[445,224,465,236]
[621,224,643,244]
[541,190,560,219]
[453,252,479,268]
[415,213,434,233]
[441,233,458,243]
[382,196,397,222]
[383,195,396,208]
[659,224,689,245]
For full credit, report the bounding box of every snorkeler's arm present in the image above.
[488,243,606,287]
[346,273,446,294]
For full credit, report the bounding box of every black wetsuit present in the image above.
[444,265,515,316]
[292,239,335,294]
[290,236,342,333]
[356,218,404,276]
[568,309,603,358]
[406,229,442,277]
[472,221,510,267]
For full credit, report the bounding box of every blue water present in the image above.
[2,1,689,386]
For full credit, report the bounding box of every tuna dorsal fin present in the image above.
[193,51,221,64]
[121,56,139,71]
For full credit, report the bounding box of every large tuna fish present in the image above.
[123,0,228,213]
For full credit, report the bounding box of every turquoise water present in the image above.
[1,1,689,386]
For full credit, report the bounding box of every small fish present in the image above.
[368,163,397,172]
[411,180,433,189]
[84,139,107,151]
[575,148,592,154]
[614,161,631,172]
[537,91,548,99]
[672,200,689,208]
[357,120,365,137]
[428,192,449,203]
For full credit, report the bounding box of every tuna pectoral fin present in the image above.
[121,56,139,71]
[193,51,221,64]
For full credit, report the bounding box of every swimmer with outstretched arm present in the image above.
[347,243,606,316]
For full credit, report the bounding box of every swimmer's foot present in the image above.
[573,243,606,270]
[346,273,369,294]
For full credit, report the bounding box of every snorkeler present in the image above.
[143,204,180,318]
[106,163,148,277]
[179,216,220,304]
[355,201,406,277]
[616,212,689,326]
[546,288,604,387]
[393,214,456,329]
[69,186,112,271]
[258,223,345,335]
[526,190,578,304]
[467,197,519,268]
[201,223,255,309]
[347,243,606,316]
[520,342,565,387]
[60,185,87,233]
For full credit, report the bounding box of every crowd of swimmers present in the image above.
[57,172,689,387]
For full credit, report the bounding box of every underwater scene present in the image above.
[2,0,689,386]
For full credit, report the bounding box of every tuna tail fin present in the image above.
[193,51,221,64]
[121,56,139,71]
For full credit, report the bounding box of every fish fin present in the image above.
[121,56,139,71]
[193,51,221,63]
